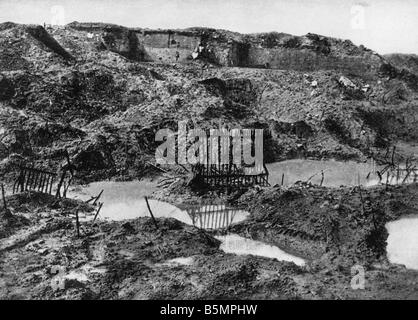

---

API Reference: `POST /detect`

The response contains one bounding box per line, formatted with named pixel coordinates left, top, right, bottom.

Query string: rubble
left=337, top=75, right=365, bottom=100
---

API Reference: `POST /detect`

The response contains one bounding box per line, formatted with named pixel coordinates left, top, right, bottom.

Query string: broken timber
left=13, top=166, right=56, bottom=195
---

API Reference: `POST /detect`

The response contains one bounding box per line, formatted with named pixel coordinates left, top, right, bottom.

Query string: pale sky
left=0, top=0, right=417, bottom=54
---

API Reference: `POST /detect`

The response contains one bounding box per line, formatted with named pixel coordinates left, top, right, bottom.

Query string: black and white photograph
left=0, top=0, right=418, bottom=305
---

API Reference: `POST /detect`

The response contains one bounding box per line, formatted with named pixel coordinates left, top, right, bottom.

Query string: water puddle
left=68, top=179, right=158, bottom=204
left=166, top=257, right=194, bottom=265
left=267, top=159, right=417, bottom=187
left=64, top=265, right=107, bottom=282
left=65, top=271, right=90, bottom=282
left=69, top=181, right=248, bottom=228
left=215, top=234, right=305, bottom=266
left=386, top=216, right=418, bottom=270
left=70, top=180, right=303, bottom=265
left=156, top=257, right=195, bottom=267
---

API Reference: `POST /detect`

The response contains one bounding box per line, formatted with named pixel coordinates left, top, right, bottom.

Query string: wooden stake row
left=193, top=163, right=270, bottom=188
left=13, top=166, right=56, bottom=195
left=187, top=206, right=238, bottom=230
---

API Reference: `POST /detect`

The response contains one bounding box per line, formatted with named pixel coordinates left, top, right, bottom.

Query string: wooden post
left=377, top=171, right=382, bottom=183
left=92, top=190, right=104, bottom=206
left=64, top=149, right=75, bottom=177
left=38, top=173, right=44, bottom=192
left=63, top=175, right=73, bottom=198
left=75, top=210, right=80, bottom=238
left=45, top=174, right=50, bottom=193
left=93, top=202, right=103, bottom=222
left=39, top=173, right=44, bottom=192
left=222, top=209, right=227, bottom=230
left=39, top=172, right=44, bottom=192
left=29, top=168, right=35, bottom=190
left=391, top=146, right=396, bottom=166
left=55, top=170, right=66, bottom=198
left=198, top=208, right=203, bottom=229
left=144, top=196, right=158, bottom=230
left=33, top=171, right=39, bottom=191
left=211, top=210, right=215, bottom=229
left=26, top=169, right=32, bottom=191
left=21, top=168, right=26, bottom=192
left=13, top=169, right=19, bottom=194
left=402, top=166, right=416, bottom=184
left=49, top=176, right=54, bottom=194
left=396, top=166, right=400, bottom=183
left=45, top=175, right=50, bottom=194
left=24, top=169, right=29, bottom=191
left=384, top=146, right=389, bottom=160
left=1, top=183, right=7, bottom=211
left=189, top=208, right=196, bottom=227
left=386, top=171, right=390, bottom=189
left=281, top=173, right=284, bottom=186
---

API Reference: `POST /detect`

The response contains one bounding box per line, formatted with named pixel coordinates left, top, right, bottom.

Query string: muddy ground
left=1, top=180, right=418, bottom=300
left=1, top=22, right=418, bottom=300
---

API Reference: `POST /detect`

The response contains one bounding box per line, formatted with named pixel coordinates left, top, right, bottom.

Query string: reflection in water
left=377, top=167, right=418, bottom=186
left=267, top=159, right=418, bottom=187
left=69, top=181, right=248, bottom=229
left=187, top=205, right=249, bottom=231
left=386, top=216, right=418, bottom=270
left=69, top=180, right=195, bottom=223
left=215, top=234, right=305, bottom=266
